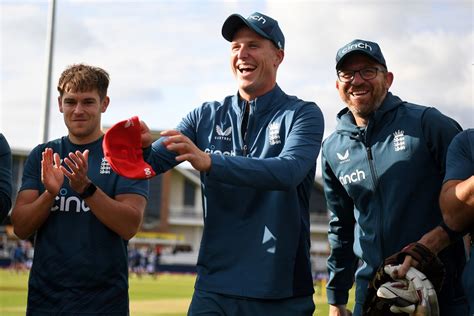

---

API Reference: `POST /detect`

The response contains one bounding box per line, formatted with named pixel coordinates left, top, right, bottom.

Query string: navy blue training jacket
left=147, top=84, right=324, bottom=299
left=322, top=92, right=466, bottom=313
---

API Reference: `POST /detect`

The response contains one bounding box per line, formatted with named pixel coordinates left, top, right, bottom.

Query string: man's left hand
left=60, top=150, right=91, bottom=194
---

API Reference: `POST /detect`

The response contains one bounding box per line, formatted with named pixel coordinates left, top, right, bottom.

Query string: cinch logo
left=249, top=14, right=266, bottom=24
left=215, top=125, right=232, bottom=141
left=340, top=42, right=372, bottom=55
left=51, top=188, right=90, bottom=213
left=204, top=147, right=236, bottom=156
left=339, top=169, right=366, bottom=185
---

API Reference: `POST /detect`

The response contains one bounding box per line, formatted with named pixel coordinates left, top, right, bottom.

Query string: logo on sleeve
left=393, top=130, right=406, bottom=151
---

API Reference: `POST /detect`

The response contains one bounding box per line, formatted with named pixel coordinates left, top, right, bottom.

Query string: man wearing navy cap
left=138, top=11, right=324, bottom=315
left=322, top=39, right=468, bottom=315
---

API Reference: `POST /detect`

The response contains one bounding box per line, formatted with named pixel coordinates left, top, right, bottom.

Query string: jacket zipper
left=242, top=101, right=251, bottom=156
left=366, top=146, right=378, bottom=187
left=364, top=133, right=385, bottom=259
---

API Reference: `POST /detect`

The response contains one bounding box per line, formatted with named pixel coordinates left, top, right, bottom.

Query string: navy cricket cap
left=222, top=12, right=285, bottom=50
left=336, top=39, right=387, bottom=69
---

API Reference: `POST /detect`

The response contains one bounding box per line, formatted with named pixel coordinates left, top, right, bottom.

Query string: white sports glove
left=376, top=264, right=439, bottom=316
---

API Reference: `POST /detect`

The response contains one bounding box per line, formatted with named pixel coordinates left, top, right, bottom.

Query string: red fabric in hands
left=103, top=116, right=156, bottom=179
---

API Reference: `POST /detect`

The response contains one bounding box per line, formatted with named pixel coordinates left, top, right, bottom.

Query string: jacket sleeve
left=444, top=130, right=473, bottom=182
left=421, top=107, right=462, bottom=174
left=322, top=146, right=358, bottom=305
left=208, top=103, right=324, bottom=190
left=145, top=108, right=201, bottom=174
left=0, top=134, right=12, bottom=223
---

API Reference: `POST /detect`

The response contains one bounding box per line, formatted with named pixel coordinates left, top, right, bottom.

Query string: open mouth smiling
left=350, top=90, right=369, bottom=96
left=238, top=64, right=256, bottom=74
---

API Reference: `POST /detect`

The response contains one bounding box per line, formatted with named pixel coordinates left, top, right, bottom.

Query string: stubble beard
left=348, top=89, right=387, bottom=120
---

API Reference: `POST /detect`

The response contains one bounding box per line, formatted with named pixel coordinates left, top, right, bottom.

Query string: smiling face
left=58, top=89, right=109, bottom=144
left=336, top=53, right=393, bottom=126
left=230, top=27, right=284, bottom=101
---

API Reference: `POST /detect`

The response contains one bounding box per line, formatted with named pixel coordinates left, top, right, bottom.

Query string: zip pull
left=243, top=145, right=248, bottom=156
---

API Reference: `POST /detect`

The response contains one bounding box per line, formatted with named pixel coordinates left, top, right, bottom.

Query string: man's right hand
left=41, top=148, right=64, bottom=196
left=329, top=304, right=352, bottom=316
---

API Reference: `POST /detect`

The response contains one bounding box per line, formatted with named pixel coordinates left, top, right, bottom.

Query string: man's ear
left=275, top=49, right=284, bottom=67
left=58, top=96, right=64, bottom=113
left=385, top=71, right=394, bottom=90
left=101, top=96, right=110, bottom=113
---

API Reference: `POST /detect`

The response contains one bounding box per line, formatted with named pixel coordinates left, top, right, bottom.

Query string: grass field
left=0, top=269, right=354, bottom=315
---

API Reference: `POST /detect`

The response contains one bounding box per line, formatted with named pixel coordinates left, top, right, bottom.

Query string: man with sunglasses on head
left=321, top=39, right=468, bottom=316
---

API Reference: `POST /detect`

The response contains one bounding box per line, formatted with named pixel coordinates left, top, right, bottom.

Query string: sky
left=1, top=0, right=473, bottom=159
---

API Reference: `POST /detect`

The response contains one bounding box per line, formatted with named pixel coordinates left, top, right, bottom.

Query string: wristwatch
left=79, top=182, right=97, bottom=199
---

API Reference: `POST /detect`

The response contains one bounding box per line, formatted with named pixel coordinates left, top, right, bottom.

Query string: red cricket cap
left=103, top=116, right=156, bottom=179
